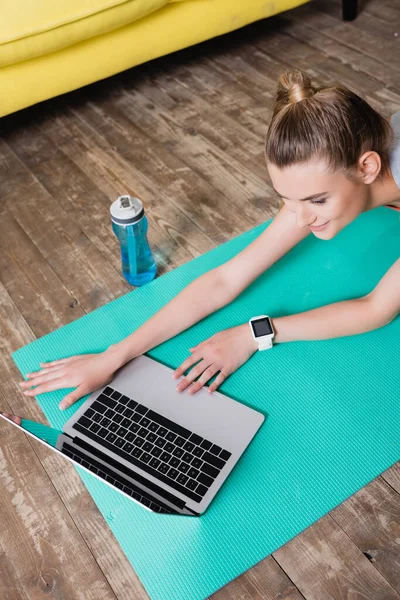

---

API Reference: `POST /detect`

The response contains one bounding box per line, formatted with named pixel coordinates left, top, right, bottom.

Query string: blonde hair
left=265, top=70, right=393, bottom=180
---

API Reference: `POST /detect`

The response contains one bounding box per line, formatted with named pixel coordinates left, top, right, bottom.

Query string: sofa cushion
left=1, top=0, right=168, bottom=67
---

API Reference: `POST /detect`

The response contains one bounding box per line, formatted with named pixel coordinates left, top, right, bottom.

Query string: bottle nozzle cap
left=110, top=195, right=144, bottom=225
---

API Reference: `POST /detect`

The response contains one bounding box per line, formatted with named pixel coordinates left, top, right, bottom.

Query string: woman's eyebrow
left=272, top=187, right=329, bottom=201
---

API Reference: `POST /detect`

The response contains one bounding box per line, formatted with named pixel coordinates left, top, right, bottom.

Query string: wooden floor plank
left=273, top=514, right=400, bottom=600
left=330, top=477, right=400, bottom=594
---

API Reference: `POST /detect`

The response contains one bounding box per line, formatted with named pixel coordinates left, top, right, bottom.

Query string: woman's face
left=267, top=159, right=368, bottom=240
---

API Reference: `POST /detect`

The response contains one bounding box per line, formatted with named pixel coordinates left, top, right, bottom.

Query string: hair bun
left=277, top=70, right=315, bottom=106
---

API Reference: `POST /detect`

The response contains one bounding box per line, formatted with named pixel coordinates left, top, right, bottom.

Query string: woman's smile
left=308, top=220, right=330, bottom=232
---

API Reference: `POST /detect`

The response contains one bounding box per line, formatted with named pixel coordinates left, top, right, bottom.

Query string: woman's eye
left=312, top=198, right=327, bottom=205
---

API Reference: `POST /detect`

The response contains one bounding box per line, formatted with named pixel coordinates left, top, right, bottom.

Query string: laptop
left=1, top=355, right=265, bottom=515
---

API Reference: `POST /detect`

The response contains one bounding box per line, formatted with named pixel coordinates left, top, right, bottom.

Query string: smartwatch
left=249, top=315, right=275, bottom=350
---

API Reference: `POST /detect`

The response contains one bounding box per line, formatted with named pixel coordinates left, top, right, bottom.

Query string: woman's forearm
left=272, top=295, right=390, bottom=343
left=106, top=269, right=231, bottom=368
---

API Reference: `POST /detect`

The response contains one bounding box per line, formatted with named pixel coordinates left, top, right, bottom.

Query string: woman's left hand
left=172, top=324, right=258, bottom=395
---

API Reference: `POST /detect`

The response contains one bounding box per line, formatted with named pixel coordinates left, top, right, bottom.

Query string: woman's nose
left=296, top=204, right=314, bottom=228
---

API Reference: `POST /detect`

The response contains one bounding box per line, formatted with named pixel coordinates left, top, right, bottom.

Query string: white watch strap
left=258, top=337, right=273, bottom=351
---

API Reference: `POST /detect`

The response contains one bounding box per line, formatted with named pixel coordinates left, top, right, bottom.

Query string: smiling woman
left=20, top=70, right=400, bottom=406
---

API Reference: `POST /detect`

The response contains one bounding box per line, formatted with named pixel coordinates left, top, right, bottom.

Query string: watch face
left=251, top=317, right=273, bottom=337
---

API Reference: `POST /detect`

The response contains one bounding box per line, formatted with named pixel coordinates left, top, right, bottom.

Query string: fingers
left=172, top=353, right=201, bottom=380
left=22, top=377, right=67, bottom=397
left=208, top=371, right=227, bottom=393
left=38, top=357, right=78, bottom=368
left=24, top=365, right=64, bottom=380
left=60, top=385, right=88, bottom=410
left=176, top=358, right=214, bottom=392
left=186, top=365, right=221, bottom=395
left=20, top=368, right=65, bottom=389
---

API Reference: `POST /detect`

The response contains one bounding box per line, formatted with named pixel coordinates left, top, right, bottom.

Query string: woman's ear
left=358, top=151, right=381, bottom=184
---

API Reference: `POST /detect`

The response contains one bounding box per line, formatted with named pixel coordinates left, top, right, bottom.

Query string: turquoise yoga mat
left=13, top=208, right=399, bottom=600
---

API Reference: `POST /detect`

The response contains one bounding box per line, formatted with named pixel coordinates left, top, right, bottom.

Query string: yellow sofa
left=1, top=0, right=310, bottom=118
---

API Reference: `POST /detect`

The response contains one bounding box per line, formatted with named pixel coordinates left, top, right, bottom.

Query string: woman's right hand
left=19, top=349, right=124, bottom=410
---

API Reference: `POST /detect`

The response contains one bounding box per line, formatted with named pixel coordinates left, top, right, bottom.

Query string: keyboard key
left=123, top=442, right=134, bottom=454
left=100, top=417, right=111, bottom=428
left=143, top=441, right=153, bottom=453
left=149, top=457, right=161, bottom=469
left=115, top=437, right=125, bottom=448
left=165, top=432, right=176, bottom=442
left=112, top=413, right=123, bottom=423
left=98, top=427, right=108, bottom=438
left=178, top=462, right=190, bottom=474
left=140, top=417, right=150, bottom=428
left=177, top=473, right=188, bottom=485
left=121, top=418, right=131, bottom=428
left=141, top=452, right=151, bottom=463
left=125, top=431, right=136, bottom=442
left=148, top=422, right=159, bottom=432
left=97, top=395, right=117, bottom=409
left=85, top=408, right=95, bottom=419
left=158, top=463, right=170, bottom=475
left=151, top=447, right=162, bottom=458
left=111, top=390, right=122, bottom=400
left=146, top=410, right=191, bottom=440
left=193, top=446, right=204, bottom=458
left=167, top=468, right=179, bottom=480
left=160, top=452, right=172, bottom=463
left=141, top=498, right=151, bottom=507
left=173, top=447, right=184, bottom=458
left=116, top=427, right=128, bottom=438
left=90, top=422, right=101, bottom=433
left=128, top=399, right=138, bottom=410
left=135, top=437, right=145, bottom=448
left=182, top=452, right=193, bottom=464
left=106, top=432, right=117, bottom=443
left=197, top=472, right=213, bottom=487
left=77, top=416, right=92, bottom=429
left=196, top=484, right=208, bottom=497
left=138, top=427, right=148, bottom=438
left=183, top=441, right=195, bottom=453
left=210, top=444, right=222, bottom=456
left=92, top=412, right=102, bottom=423
left=147, top=433, right=157, bottom=443
left=157, top=427, right=168, bottom=437
left=220, top=450, right=231, bottom=461
left=109, top=422, right=119, bottom=432
left=115, top=404, right=125, bottom=414
left=155, top=437, right=166, bottom=448
left=189, top=433, right=202, bottom=445
left=174, top=436, right=185, bottom=447
left=105, top=408, right=115, bottom=418
left=188, top=467, right=200, bottom=479
left=129, top=422, right=140, bottom=433
left=103, top=386, right=113, bottom=396
left=169, top=456, right=180, bottom=468
left=91, top=400, right=108, bottom=414
left=132, top=447, right=143, bottom=458
left=132, top=413, right=142, bottom=423
left=200, top=439, right=212, bottom=451
left=119, top=395, right=130, bottom=405
left=164, top=442, right=175, bottom=453
left=123, top=408, right=133, bottom=418
left=136, top=405, right=148, bottom=415
left=191, top=458, right=203, bottom=469
left=186, top=478, right=198, bottom=491
left=201, top=462, right=219, bottom=479
left=202, top=451, right=225, bottom=470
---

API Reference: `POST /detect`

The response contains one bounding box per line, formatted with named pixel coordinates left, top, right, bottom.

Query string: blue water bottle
left=110, top=195, right=157, bottom=286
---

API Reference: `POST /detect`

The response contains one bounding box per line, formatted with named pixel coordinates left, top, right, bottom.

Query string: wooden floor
left=1, top=0, right=399, bottom=598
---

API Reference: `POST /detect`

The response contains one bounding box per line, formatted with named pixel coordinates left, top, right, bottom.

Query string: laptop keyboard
left=62, top=441, right=172, bottom=513
left=72, top=386, right=232, bottom=504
